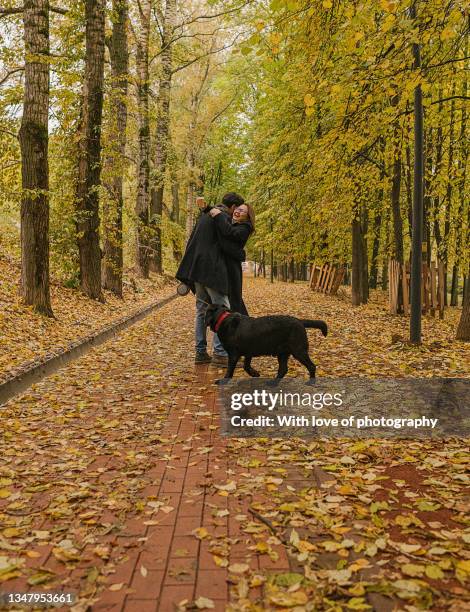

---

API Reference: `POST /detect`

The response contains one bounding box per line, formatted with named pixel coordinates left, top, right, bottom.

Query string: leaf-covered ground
left=0, top=252, right=175, bottom=384
left=0, top=278, right=468, bottom=611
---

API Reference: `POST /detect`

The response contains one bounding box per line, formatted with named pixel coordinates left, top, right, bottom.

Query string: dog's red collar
left=214, top=311, right=231, bottom=332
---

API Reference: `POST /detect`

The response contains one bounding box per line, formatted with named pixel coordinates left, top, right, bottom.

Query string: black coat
left=213, top=214, right=252, bottom=316
left=176, top=209, right=230, bottom=295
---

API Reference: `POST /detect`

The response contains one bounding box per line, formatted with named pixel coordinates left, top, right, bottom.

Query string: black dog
left=205, top=304, right=327, bottom=383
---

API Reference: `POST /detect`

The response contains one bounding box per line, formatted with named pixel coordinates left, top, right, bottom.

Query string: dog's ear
left=204, top=304, right=218, bottom=328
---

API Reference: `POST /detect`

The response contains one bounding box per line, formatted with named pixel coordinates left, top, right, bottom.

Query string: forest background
left=0, top=0, right=468, bottom=336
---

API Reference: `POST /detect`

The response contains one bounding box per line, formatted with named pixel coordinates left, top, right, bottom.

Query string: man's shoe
left=195, top=351, right=212, bottom=364
left=211, top=354, right=228, bottom=367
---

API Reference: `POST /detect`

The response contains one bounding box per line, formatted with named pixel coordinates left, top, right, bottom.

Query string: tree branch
left=430, top=95, right=470, bottom=106
left=175, top=1, right=252, bottom=30
left=0, top=127, right=18, bottom=139
left=427, top=55, right=470, bottom=69
left=0, top=7, right=22, bottom=17
left=50, top=6, right=68, bottom=15
left=0, top=5, right=68, bottom=18
left=0, top=67, right=25, bottom=87
left=171, top=37, right=242, bottom=75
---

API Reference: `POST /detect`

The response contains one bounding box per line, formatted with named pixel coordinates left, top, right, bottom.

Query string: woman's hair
left=245, top=203, right=256, bottom=234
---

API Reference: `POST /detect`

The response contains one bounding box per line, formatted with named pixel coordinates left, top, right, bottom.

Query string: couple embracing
left=176, top=192, right=255, bottom=366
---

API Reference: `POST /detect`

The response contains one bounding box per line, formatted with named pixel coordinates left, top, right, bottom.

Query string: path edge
left=0, top=293, right=178, bottom=406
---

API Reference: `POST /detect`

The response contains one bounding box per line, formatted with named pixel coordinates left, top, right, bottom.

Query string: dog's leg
left=266, top=354, right=289, bottom=386
left=216, top=354, right=240, bottom=385
left=276, top=353, right=289, bottom=379
left=244, top=356, right=260, bottom=378
left=226, top=354, right=240, bottom=377
left=293, top=350, right=316, bottom=381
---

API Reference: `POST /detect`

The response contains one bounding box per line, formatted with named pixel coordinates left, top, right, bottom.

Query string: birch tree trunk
left=149, top=0, right=177, bottom=274
left=19, top=0, right=53, bottom=317
left=75, top=0, right=106, bottom=300
left=102, top=0, right=128, bottom=297
left=135, top=0, right=151, bottom=278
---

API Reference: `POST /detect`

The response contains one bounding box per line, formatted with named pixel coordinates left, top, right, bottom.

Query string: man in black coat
left=176, top=192, right=245, bottom=365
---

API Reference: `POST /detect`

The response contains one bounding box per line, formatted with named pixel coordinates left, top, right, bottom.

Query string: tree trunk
left=369, top=209, right=381, bottom=290
left=405, top=113, right=413, bottom=238
left=381, top=206, right=391, bottom=290
left=410, top=0, right=424, bottom=344
left=361, top=205, right=369, bottom=302
left=171, top=181, right=180, bottom=223
left=442, top=91, right=456, bottom=306
left=135, top=0, right=151, bottom=277
left=450, top=266, right=459, bottom=307
left=456, top=265, right=470, bottom=340
left=352, top=216, right=362, bottom=306
left=19, top=0, right=53, bottom=316
left=352, top=206, right=368, bottom=305
left=369, top=137, right=385, bottom=290
left=75, top=0, right=105, bottom=300
left=390, top=121, right=406, bottom=311
left=423, top=127, right=433, bottom=266
left=391, top=133, right=404, bottom=264
left=149, top=0, right=176, bottom=274
left=289, top=259, right=295, bottom=282
left=452, top=40, right=468, bottom=308
left=102, top=0, right=128, bottom=297
left=185, top=179, right=195, bottom=241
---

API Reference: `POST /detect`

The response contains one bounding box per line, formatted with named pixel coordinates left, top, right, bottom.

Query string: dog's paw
left=246, top=368, right=261, bottom=378
left=215, top=378, right=230, bottom=386
left=306, top=378, right=316, bottom=386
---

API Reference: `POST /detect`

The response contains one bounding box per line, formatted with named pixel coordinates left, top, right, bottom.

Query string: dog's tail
left=302, top=320, right=328, bottom=336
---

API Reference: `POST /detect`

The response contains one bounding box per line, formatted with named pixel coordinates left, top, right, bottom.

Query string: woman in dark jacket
left=208, top=203, right=255, bottom=315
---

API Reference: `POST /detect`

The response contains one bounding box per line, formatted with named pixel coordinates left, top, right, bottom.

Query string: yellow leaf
left=27, top=571, right=55, bottom=586
left=380, top=0, right=395, bottom=12
left=109, top=583, right=123, bottom=591
left=456, top=560, right=470, bottom=575
left=228, top=563, right=249, bottom=574
left=338, top=485, right=355, bottom=495
left=349, top=559, right=370, bottom=572
left=3, top=528, right=22, bottom=538
left=250, top=574, right=265, bottom=587
left=268, top=591, right=308, bottom=606
left=304, top=93, right=315, bottom=107
left=212, top=555, right=228, bottom=567
left=26, top=551, right=41, bottom=558
left=425, top=565, right=444, bottom=580
left=0, top=489, right=11, bottom=499
left=297, top=540, right=316, bottom=553
left=192, top=527, right=209, bottom=540
left=346, top=597, right=372, bottom=610
left=349, top=583, right=366, bottom=596
left=402, top=563, right=424, bottom=577
left=194, top=596, right=215, bottom=609
left=255, top=541, right=269, bottom=553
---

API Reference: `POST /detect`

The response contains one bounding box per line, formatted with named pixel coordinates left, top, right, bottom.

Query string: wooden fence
left=309, top=263, right=346, bottom=295
left=388, top=259, right=445, bottom=317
